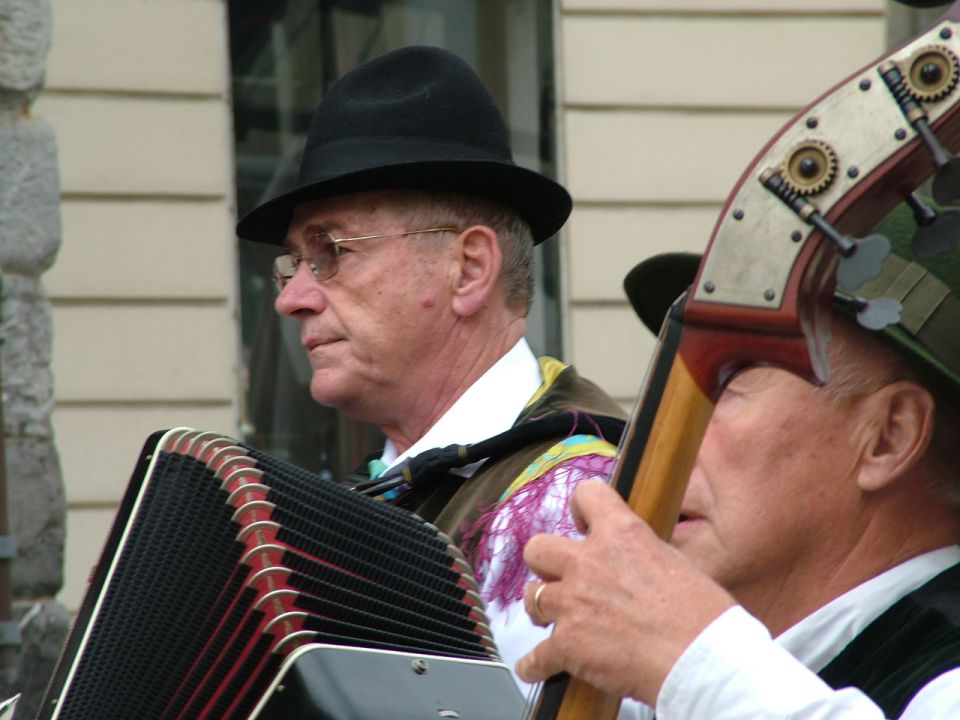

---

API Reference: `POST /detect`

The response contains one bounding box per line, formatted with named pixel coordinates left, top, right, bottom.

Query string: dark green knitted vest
left=403, top=363, right=625, bottom=550
left=818, top=560, right=960, bottom=717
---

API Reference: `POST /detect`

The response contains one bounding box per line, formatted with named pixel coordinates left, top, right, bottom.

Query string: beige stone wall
left=38, top=0, right=239, bottom=611
left=558, top=0, right=888, bottom=406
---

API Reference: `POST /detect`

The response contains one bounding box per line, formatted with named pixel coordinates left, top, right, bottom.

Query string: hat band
left=299, top=135, right=515, bottom=185
left=859, top=255, right=960, bottom=385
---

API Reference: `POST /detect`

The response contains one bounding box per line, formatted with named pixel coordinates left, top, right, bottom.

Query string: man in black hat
left=235, top=45, right=624, bottom=682
left=515, top=207, right=960, bottom=717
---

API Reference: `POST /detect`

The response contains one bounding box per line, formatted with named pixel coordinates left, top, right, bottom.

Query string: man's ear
left=450, top=225, right=502, bottom=317
left=857, top=381, right=936, bottom=492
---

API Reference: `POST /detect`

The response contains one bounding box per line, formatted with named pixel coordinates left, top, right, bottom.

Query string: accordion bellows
left=40, top=428, right=524, bottom=719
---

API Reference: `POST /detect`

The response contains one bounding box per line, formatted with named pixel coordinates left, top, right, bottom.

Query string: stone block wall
left=0, top=0, right=70, bottom=716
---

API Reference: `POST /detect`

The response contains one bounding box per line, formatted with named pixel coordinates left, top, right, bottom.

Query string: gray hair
left=820, top=316, right=960, bottom=506
left=386, top=189, right=536, bottom=315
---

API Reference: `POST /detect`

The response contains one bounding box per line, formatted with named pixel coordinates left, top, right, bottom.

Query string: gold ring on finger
left=533, top=582, right=550, bottom=624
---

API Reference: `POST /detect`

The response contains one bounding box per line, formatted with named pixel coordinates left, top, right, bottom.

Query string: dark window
left=228, top=0, right=560, bottom=477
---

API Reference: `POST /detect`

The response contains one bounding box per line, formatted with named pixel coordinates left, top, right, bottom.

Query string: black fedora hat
left=236, top=45, right=571, bottom=245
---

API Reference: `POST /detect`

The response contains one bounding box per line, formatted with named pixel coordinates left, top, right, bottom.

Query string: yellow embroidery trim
left=500, top=434, right=617, bottom=501
left=524, top=356, right=568, bottom=409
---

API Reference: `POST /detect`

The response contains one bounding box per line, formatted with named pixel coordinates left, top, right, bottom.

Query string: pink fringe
left=464, top=453, right=617, bottom=609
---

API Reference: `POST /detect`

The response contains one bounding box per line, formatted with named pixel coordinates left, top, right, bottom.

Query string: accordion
left=39, top=428, right=525, bottom=719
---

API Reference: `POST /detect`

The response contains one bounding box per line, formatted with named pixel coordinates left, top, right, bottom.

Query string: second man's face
left=275, top=190, right=457, bottom=425
left=673, top=366, right=875, bottom=617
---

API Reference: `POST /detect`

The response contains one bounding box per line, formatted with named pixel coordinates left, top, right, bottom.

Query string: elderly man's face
left=673, top=366, right=873, bottom=613
left=274, top=191, right=456, bottom=421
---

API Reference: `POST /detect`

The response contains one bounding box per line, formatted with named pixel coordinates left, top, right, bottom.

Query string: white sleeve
left=656, top=606, right=960, bottom=720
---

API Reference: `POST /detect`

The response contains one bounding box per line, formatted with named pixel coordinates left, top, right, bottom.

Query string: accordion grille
left=40, top=428, right=497, bottom=720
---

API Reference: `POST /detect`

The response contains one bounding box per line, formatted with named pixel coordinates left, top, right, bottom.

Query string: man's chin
left=309, top=378, right=350, bottom=410
left=310, top=377, right=378, bottom=421
left=669, top=521, right=719, bottom=566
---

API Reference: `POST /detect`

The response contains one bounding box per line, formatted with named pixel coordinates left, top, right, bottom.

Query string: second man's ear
left=450, top=225, right=502, bottom=317
left=855, top=380, right=936, bottom=493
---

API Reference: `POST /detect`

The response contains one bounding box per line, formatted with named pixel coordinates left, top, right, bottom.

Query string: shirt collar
left=776, top=545, right=960, bottom=671
left=378, top=338, right=543, bottom=470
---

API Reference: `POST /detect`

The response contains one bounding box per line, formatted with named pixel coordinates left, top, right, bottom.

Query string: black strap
left=341, top=449, right=384, bottom=490
left=359, top=411, right=626, bottom=498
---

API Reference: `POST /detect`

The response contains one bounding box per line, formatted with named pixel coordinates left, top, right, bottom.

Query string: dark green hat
left=623, top=202, right=960, bottom=400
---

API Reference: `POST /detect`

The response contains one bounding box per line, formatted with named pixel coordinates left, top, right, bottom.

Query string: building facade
left=34, top=0, right=921, bottom=613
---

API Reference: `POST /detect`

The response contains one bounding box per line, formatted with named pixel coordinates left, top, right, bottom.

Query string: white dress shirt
left=651, top=546, right=960, bottom=719
left=377, top=337, right=542, bottom=472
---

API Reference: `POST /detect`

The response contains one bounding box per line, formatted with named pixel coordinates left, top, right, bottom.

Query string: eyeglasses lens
left=273, top=233, right=338, bottom=287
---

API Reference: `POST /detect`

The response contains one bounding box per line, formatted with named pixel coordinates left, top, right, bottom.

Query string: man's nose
left=274, top=263, right=327, bottom=317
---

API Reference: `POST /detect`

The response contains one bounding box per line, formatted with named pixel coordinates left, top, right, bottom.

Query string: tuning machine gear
left=779, top=140, right=838, bottom=196
left=903, top=44, right=959, bottom=103
left=760, top=168, right=890, bottom=291
left=880, top=54, right=960, bottom=205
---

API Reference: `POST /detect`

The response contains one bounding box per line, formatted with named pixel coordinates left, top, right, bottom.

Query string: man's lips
left=303, top=336, right=343, bottom=351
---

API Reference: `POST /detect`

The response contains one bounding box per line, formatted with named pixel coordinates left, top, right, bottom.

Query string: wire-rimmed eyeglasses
left=273, top=227, right=460, bottom=288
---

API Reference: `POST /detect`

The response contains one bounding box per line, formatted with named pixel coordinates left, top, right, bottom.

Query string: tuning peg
left=760, top=169, right=891, bottom=290
left=933, top=162, right=960, bottom=205
left=919, top=123, right=960, bottom=205
left=834, top=291, right=903, bottom=331
left=836, top=234, right=891, bottom=290
left=879, top=60, right=960, bottom=204
left=905, top=192, right=960, bottom=258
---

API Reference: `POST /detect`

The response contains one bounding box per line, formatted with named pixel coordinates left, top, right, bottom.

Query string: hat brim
left=623, top=252, right=701, bottom=334
left=235, top=159, right=571, bottom=245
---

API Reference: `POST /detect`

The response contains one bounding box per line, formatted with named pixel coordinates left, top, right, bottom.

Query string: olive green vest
left=400, top=364, right=625, bottom=552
